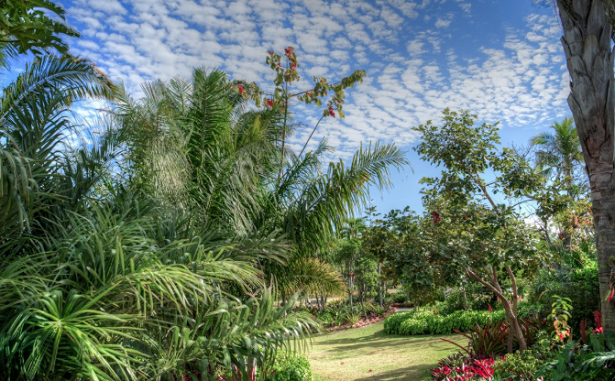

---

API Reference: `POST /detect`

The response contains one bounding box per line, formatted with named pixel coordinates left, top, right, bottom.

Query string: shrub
left=270, top=354, right=312, bottom=381
left=493, top=349, right=550, bottom=381
left=315, top=312, right=333, bottom=327
left=431, top=356, right=496, bottom=381
left=384, top=304, right=541, bottom=336
left=442, top=318, right=509, bottom=358
left=530, top=264, right=599, bottom=331
left=536, top=331, right=615, bottom=381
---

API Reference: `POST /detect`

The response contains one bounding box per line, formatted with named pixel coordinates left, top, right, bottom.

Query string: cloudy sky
left=56, top=0, right=569, bottom=213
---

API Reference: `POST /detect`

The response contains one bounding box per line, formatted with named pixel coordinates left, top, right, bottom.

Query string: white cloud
left=60, top=1, right=569, bottom=162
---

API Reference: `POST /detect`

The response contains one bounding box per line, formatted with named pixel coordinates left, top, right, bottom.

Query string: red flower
left=329, top=106, right=335, bottom=117
left=291, top=63, right=296, bottom=69
left=267, top=99, right=273, bottom=108
left=237, top=84, right=244, bottom=95
left=350, top=272, right=355, bottom=278
left=488, top=304, right=493, bottom=313
left=368, top=369, right=372, bottom=372
left=431, top=211, right=441, bottom=224
left=594, top=310, right=603, bottom=329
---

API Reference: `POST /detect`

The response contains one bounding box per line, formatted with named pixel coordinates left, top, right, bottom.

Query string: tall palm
left=530, top=117, right=584, bottom=198
left=0, top=54, right=117, bottom=252
left=113, top=69, right=409, bottom=302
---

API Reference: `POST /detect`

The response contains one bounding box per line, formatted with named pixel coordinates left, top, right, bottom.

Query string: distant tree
left=530, top=117, right=585, bottom=198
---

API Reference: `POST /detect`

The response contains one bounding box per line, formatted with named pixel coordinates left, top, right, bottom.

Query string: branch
left=465, top=268, right=506, bottom=301
left=472, top=173, right=500, bottom=215
left=297, top=115, right=325, bottom=159
left=505, top=265, right=519, bottom=317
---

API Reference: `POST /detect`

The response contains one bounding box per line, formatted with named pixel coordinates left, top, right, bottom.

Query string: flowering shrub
left=432, top=356, right=497, bottom=380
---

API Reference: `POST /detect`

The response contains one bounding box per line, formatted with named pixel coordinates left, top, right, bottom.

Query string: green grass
left=307, top=321, right=466, bottom=381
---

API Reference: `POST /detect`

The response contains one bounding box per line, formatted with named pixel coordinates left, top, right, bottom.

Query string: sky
left=52, top=0, right=569, bottom=215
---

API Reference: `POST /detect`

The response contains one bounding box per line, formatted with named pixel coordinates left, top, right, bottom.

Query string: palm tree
left=0, top=54, right=117, bottom=250
left=530, top=117, right=584, bottom=198
left=0, top=60, right=315, bottom=380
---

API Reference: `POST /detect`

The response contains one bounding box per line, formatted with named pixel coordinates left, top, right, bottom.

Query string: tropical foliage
left=0, top=3, right=409, bottom=379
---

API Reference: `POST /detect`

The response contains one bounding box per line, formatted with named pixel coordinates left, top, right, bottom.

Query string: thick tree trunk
left=558, top=0, right=615, bottom=332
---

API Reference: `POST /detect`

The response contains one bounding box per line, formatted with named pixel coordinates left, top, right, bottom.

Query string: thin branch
left=465, top=268, right=505, bottom=301
left=297, top=115, right=325, bottom=159
left=505, top=265, right=519, bottom=317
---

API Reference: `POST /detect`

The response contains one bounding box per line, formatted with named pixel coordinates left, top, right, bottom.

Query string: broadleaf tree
left=410, top=109, right=546, bottom=352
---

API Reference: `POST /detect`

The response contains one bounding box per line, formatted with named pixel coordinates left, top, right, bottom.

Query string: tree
left=0, top=0, right=78, bottom=66
left=412, top=109, right=545, bottom=352
left=556, top=0, right=615, bottom=332
left=530, top=117, right=585, bottom=198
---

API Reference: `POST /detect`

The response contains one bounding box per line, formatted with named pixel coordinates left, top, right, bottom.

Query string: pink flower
left=488, top=304, right=493, bottom=313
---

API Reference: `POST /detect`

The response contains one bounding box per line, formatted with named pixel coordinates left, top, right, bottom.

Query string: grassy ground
left=307, top=322, right=465, bottom=381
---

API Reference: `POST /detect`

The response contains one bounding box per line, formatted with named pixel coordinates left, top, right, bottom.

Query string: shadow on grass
left=351, top=364, right=434, bottom=381
left=314, top=330, right=463, bottom=353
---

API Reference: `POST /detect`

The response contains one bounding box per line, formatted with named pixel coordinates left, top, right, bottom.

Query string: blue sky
left=54, top=0, right=569, bottom=215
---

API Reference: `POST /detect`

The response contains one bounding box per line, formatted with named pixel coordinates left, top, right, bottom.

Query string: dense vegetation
left=4, top=1, right=615, bottom=381
left=0, top=2, right=407, bottom=380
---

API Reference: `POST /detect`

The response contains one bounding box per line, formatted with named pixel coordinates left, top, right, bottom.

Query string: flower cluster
left=432, top=357, right=497, bottom=381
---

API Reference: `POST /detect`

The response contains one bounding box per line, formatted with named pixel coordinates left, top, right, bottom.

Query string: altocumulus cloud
left=59, top=0, right=569, bottom=160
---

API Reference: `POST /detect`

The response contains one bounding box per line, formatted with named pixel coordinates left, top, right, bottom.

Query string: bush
left=530, top=264, right=599, bottom=331
left=384, top=304, right=542, bottom=335
left=493, top=349, right=551, bottom=381
left=270, top=354, right=312, bottom=381
left=536, top=331, right=615, bottom=381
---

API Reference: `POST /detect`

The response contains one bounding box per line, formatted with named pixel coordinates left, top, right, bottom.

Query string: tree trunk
left=466, top=267, right=527, bottom=352
left=558, top=0, right=615, bottom=332
left=462, top=287, right=469, bottom=311
left=378, top=262, right=384, bottom=307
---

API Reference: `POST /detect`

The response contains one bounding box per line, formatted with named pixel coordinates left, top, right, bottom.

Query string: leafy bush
left=536, top=331, right=615, bottom=381
left=442, top=318, right=509, bottom=358
left=530, top=264, right=599, bottom=331
left=493, top=349, right=552, bottom=381
left=315, top=312, right=333, bottom=327
left=270, top=354, right=313, bottom=381
left=384, top=304, right=542, bottom=335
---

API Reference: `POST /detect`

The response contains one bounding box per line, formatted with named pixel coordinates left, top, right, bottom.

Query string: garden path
left=308, top=321, right=465, bottom=381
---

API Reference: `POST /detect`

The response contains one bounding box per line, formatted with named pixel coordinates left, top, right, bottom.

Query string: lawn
left=307, top=321, right=466, bottom=381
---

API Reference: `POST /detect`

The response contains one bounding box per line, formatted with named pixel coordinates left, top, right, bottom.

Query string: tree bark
left=466, top=267, right=527, bottom=353
left=378, top=262, right=384, bottom=307
left=461, top=286, right=469, bottom=311
left=558, top=0, right=615, bottom=332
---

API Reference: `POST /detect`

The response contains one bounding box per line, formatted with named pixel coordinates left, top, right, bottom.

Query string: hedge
left=384, top=304, right=541, bottom=335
